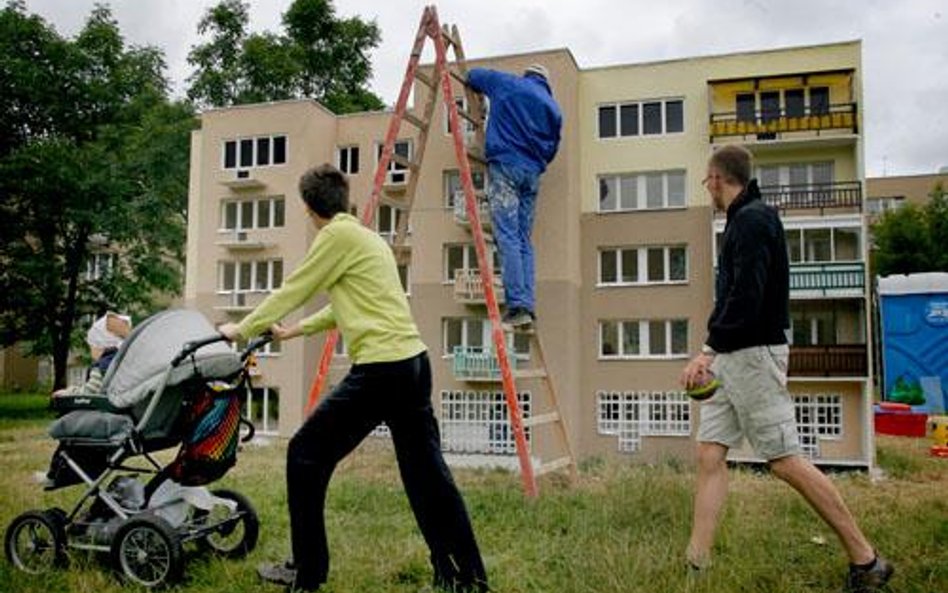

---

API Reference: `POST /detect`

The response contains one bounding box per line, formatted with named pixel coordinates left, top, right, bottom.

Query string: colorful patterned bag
left=168, top=384, right=243, bottom=486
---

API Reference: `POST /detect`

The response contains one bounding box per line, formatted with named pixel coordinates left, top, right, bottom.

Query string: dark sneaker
left=845, top=556, right=893, bottom=593
left=501, top=307, right=532, bottom=330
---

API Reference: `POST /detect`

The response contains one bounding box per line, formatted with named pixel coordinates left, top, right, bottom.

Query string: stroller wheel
left=110, top=514, right=183, bottom=588
left=5, top=510, right=67, bottom=574
left=194, top=489, right=259, bottom=559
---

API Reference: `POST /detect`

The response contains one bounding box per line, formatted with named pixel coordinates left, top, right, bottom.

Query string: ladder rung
left=522, top=411, right=560, bottom=428
left=457, top=108, right=481, bottom=126
left=441, top=27, right=459, bottom=48
left=389, top=152, right=419, bottom=171
left=512, top=368, right=546, bottom=380
left=449, top=69, right=467, bottom=85
left=535, top=457, right=573, bottom=477
left=403, top=112, right=427, bottom=130
left=414, top=70, right=435, bottom=88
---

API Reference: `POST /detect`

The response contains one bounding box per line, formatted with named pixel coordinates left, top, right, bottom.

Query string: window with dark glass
left=256, top=137, right=271, bottom=166
left=665, top=100, right=683, bottom=133
left=785, top=89, right=805, bottom=117
left=642, top=102, right=662, bottom=134
left=239, top=139, right=254, bottom=168
left=736, top=93, right=756, bottom=122
left=620, top=104, right=638, bottom=136
left=810, top=87, right=829, bottom=115
left=598, top=105, right=617, bottom=138
left=272, top=136, right=287, bottom=164
left=224, top=141, right=237, bottom=169
left=761, top=91, right=780, bottom=122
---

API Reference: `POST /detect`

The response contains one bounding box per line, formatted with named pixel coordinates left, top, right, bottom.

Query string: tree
left=0, top=3, right=194, bottom=389
left=871, top=183, right=948, bottom=276
left=186, top=0, right=384, bottom=113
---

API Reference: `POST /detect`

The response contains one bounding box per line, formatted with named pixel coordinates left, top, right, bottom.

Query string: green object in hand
left=686, top=376, right=721, bottom=401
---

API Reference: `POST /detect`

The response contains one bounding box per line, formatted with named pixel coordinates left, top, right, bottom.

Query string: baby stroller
left=4, top=309, right=271, bottom=587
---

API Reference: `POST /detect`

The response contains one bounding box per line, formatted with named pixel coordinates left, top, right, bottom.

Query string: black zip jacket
left=706, top=179, right=789, bottom=353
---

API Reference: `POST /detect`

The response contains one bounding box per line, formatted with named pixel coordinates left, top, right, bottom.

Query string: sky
left=21, top=0, right=948, bottom=177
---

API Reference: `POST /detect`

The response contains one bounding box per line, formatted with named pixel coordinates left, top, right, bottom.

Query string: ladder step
left=414, top=70, right=435, bottom=88
left=521, top=411, right=560, bottom=428
left=535, top=456, right=573, bottom=477
left=457, top=107, right=481, bottom=126
left=449, top=69, right=467, bottom=85
left=389, top=152, right=419, bottom=171
left=466, top=149, right=487, bottom=166
left=512, top=368, right=546, bottom=380
left=403, top=112, right=427, bottom=130
left=441, top=27, right=459, bottom=48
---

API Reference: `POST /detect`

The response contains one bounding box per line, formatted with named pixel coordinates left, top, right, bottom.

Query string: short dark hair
left=298, top=164, right=350, bottom=218
left=709, top=145, right=753, bottom=187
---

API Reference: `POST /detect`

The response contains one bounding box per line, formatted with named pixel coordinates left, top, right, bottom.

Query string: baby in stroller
left=5, top=309, right=271, bottom=587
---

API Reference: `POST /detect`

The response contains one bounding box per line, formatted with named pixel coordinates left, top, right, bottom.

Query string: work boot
left=257, top=561, right=320, bottom=592
left=845, top=555, right=893, bottom=593
left=501, top=307, right=532, bottom=330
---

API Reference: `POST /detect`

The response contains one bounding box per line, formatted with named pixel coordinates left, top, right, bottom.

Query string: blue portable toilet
left=877, top=273, right=948, bottom=412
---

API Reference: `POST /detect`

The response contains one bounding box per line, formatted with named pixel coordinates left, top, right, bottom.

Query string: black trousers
left=287, top=351, right=488, bottom=591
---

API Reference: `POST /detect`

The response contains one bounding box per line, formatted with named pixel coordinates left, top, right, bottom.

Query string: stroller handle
left=171, top=334, right=230, bottom=367
left=241, top=332, right=274, bottom=362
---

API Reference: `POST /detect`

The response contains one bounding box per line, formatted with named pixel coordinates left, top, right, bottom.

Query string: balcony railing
left=454, top=268, right=504, bottom=305
left=213, top=291, right=255, bottom=314
left=789, top=344, right=867, bottom=377
left=710, top=103, right=857, bottom=141
left=215, top=229, right=270, bottom=251
left=790, top=262, right=865, bottom=298
left=759, top=181, right=862, bottom=212
left=452, top=346, right=504, bottom=382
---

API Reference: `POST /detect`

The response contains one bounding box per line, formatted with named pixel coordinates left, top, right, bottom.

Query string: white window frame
left=597, top=170, right=686, bottom=213
left=597, top=390, right=691, bottom=453
left=443, top=244, right=501, bottom=283
left=217, top=259, right=283, bottom=294
left=246, top=386, right=280, bottom=435
left=443, top=168, right=487, bottom=209
left=336, top=145, right=360, bottom=175
left=442, top=317, right=529, bottom=358
left=376, top=204, right=411, bottom=243
left=375, top=139, right=413, bottom=185
left=444, top=96, right=476, bottom=136
left=793, top=394, right=843, bottom=458
left=598, top=319, right=689, bottom=360
left=598, top=245, right=688, bottom=286
left=219, top=196, right=285, bottom=232
left=440, top=390, right=531, bottom=455
left=783, top=225, right=863, bottom=264
left=222, top=134, right=288, bottom=170
left=86, top=253, right=116, bottom=281
left=596, top=98, right=685, bottom=140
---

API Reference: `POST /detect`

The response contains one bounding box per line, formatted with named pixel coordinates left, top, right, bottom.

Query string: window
left=440, top=390, right=531, bottom=455
left=597, top=391, right=692, bottom=452
left=598, top=246, right=687, bottom=285
left=598, top=98, right=684, bottom=138
left=223, top=135, right=287, bottom=170
left=784, top=227, right=862, bottom=264
left=785, top=89, right=805, bottom=117
left=397, top=263, right=411, bottom=295
left=809, top=87, right=829, bottom=115
left=220, top=197, right=286, bottom=230
left=334, top=336, right=347, bottom=357
left=760, top=91, right=780, bottom=122
left=217, top=259, right=283, bottom=293
left=443, top=318, right=528, bottom=357
left=736, top=93, right=756, bottom=122
left=444, top=244, right=501, bottom=282
left=445, top=96, right=476, bottom=135
left=377, top=140, right=412, bottom=184
left=337, top=145, right=360, bottom=175
left=86, top=253, right=116, bottom=281
left=246, top=386, right=279, bottom=435
left=794, top=394, right=842, bottom=458
left=599, top=319, right=689, bottom=359
left=598, top=170, right=686, bottom=211
left=444, top=169, right=486, bottom=208
left=377, top=204, right=408, bottom=243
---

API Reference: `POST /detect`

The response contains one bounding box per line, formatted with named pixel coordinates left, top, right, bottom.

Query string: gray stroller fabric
left=103, top=309, right=241, bottom=409
left=49, top=410, right=134, bottom=444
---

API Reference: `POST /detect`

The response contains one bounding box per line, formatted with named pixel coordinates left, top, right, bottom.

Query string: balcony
left=215, top=230, right=271, bottom=251
left=219, top=170, right=266, bottom=191
left=214, top=292, right=254, bottom=314
left=760, top=181, right=862, bottom=213
left=790, top=262, right=865, bottom=298
left=453, top=190, right=491, bottom=229
left=452, top=346, right=504, bottom=382
left=789, top=344, right=868, bottom=377
left=454, top=268, right=504, bottom=305
left=709, top=103, right=857, bottom=143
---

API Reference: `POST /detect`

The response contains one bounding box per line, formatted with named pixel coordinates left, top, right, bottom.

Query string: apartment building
left=866, top=172, right=948, bottom=215
left=186, top=40, right=873, bottom=467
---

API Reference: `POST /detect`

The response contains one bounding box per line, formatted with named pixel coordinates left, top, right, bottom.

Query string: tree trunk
left=52, top=335, right=70, bottom=391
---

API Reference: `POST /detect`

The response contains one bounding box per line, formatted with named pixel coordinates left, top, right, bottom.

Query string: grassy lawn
left=1, top=392, right=945, bottom=593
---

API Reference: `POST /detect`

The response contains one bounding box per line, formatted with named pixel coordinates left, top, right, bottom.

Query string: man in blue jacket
left=467, top=63, right=562, bottom=328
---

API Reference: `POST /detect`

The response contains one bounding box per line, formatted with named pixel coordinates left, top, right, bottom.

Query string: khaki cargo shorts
left=697, top=344, right=800, bottom=461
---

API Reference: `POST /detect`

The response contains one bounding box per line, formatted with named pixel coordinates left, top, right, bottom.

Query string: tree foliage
left=871, top=183, right=948, bottom=276
left=186, top=0, right=384, bottom=113
left=0, top=2, right=194, bottom=388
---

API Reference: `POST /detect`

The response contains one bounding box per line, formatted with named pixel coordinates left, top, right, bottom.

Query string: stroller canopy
left=103, top=310, right=241, bottom=409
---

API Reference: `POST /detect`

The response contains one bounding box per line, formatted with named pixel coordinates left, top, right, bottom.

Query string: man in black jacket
left=680, top=145, right=892, bottom=592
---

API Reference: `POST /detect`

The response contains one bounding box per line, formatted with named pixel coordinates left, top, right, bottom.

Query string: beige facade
left=186, top=40, right=873, bottom=466
left=866, top=172, right=948, bottom=214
